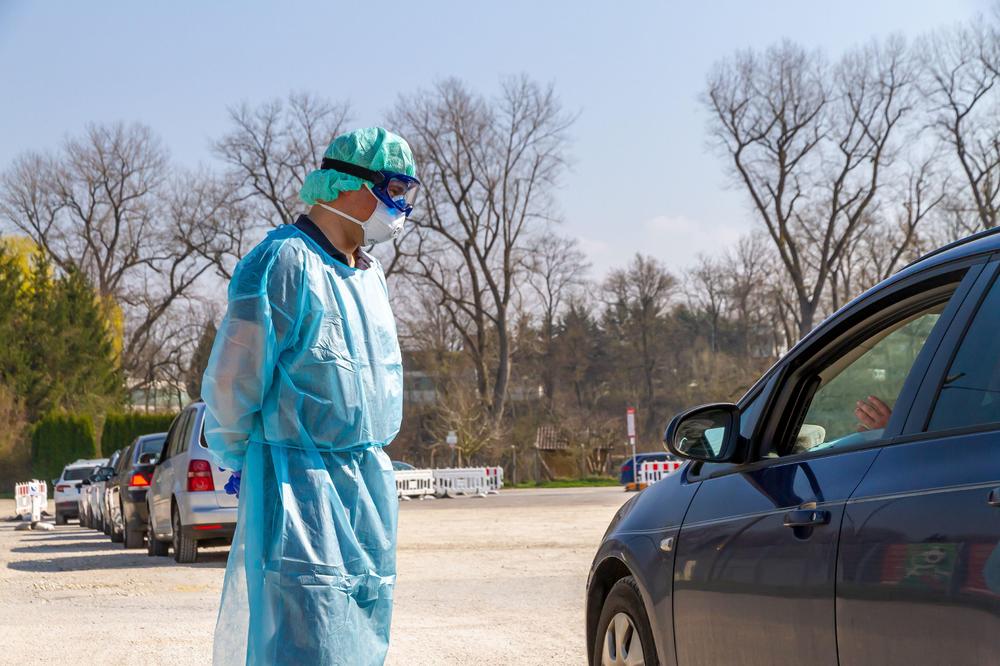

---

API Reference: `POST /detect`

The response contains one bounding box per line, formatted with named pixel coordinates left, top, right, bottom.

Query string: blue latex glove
left=224, top=471, right=241, bottom=498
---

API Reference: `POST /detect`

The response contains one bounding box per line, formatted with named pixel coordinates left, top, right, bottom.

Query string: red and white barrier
left=14, top=480, right=48, bottom=519
left=395, top=469, right=435, bottom=501
left=637, top=460, right=682, bottom=488
left=484, top=466, right=504, bottom=494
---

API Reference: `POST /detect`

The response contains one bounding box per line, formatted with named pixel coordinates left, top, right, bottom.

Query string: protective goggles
left=321, top=158, right=420, bottom=216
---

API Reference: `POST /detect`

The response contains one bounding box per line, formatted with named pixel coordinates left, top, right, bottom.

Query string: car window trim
left=901, top=256, right=1000, bottom=436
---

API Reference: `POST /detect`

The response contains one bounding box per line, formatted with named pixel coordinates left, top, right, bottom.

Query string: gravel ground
left=0, top=487, right=628, bottom=665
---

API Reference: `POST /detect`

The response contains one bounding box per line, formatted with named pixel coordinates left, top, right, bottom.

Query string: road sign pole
left=626, top=408, right=637, bottom=487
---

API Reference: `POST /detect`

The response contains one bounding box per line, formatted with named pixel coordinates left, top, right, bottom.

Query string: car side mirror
left=665, top=403, right=742, bottom=463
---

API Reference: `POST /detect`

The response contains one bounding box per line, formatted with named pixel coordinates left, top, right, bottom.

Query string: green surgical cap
left=299, top=127, right=417, bottom=206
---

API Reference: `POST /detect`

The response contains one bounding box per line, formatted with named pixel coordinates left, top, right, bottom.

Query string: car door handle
left=783, top=509, right=831, bottom=528
left=988, top=488, right=1000, bottom=507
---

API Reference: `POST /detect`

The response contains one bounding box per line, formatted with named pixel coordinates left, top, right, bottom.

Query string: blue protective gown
left=202, top=219, right=402, bottom=666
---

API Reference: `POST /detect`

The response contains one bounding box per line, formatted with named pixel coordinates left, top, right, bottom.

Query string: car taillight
left=56, top=484, right=70, bottom=492
left=187, top=459, right=215, bottom=492
left=129, top=472, right=151, bottom=488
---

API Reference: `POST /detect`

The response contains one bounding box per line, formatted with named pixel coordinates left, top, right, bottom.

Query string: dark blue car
left=587, top=228, right=1000, bottom=665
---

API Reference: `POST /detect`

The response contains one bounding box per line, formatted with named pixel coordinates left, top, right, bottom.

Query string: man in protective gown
left=202, top=127, right=419, bottom=665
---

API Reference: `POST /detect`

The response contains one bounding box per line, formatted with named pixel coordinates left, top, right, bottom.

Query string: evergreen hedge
left=31, top=414, right=99, bottom=481
left=101, top=412, right=178, bottom=456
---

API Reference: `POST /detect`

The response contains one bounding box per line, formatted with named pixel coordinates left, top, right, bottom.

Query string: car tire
left=147, top=520, right=169, bottom=557
left=55, top=512, right=66, bottom=526
left=593, top=576, right=659, bottom=666
left=110, top=501, right=125, bottom=543
left=80, top=510, right=89, bottom=529
left=123, top=522, right=144, bottom=549
left=102, top=515, right=111, bottom=536
left=172, top=504, right=197, bottom=564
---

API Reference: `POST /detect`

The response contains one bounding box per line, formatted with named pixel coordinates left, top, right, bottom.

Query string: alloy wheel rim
left=602, top=612, right=645, bottom=666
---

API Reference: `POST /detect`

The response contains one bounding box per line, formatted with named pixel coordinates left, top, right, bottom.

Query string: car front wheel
left=593, top=576, right=658, bottom=666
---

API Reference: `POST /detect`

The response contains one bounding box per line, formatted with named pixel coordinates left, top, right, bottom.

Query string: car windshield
left=63, top=466, right=98, bottom=481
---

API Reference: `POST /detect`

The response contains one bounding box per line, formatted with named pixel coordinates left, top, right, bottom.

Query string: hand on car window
left=856, top=395, right=892, bottom=431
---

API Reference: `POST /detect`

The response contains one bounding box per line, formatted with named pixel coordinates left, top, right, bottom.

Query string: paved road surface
left=0, top=487, right=629, bottom=665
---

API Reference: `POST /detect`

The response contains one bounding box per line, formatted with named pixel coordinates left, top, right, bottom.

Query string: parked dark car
left=587, top=228, right=1000, bottom=665
left=107, top=432, right=167, bottom=549
left=618, top=453, right=674, bottom=485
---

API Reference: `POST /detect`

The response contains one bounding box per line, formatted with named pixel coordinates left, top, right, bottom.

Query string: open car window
left=768, top=285, right=958, bottom=459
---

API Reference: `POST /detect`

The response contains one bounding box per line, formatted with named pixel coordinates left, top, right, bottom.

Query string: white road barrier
left=485, top=466, right=504, bottom=494
left=395, top=469, right=436, bottom=501
left=637, top=460, right=682, bottom=489
left=432, top=467, right=489, bottom=498
left=14, top=480, right=48, bottom=519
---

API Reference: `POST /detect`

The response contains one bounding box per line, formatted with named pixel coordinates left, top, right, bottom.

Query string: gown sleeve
left=201, top=241, right=304, bottom=471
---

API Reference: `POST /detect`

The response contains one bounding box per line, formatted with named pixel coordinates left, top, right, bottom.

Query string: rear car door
left=151, top=411, right=190, bottom=532
left=672, top=260, right=980, bottom=666
left=838, top=258, right=1000, bottom=665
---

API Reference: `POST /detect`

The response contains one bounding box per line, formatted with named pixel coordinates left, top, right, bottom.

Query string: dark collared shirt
left=293, top=215, right=370, bottom=270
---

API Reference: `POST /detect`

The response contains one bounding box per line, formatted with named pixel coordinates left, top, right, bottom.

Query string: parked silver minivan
left=146, top=402, right=237, bottom=563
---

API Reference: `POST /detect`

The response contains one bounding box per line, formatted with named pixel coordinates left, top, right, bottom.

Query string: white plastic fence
left=637, top=460, right=682, bottom=487
left=395, top=469, right=436, bottom=501
left=14, top=480, right=48, bottom=518
left=432, top=467, right=489, bottom=498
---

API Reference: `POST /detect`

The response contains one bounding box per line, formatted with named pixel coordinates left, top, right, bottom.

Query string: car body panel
left=587, top=465, right=700, bottom=666
left=149, top=403, right=237, bottom=543
left=673, top=449, right=878, bottom=666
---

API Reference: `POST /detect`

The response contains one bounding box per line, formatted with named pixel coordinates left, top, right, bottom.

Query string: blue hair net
left=299, top=127, right=417, bottom=206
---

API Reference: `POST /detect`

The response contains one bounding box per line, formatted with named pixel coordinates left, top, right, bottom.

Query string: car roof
left=65, top=458, right=107, bottom=468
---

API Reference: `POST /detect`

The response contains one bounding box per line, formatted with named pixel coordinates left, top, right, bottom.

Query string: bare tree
left=214, top=92, right=351, bottom=228
left=389, top=76, right=574, bottom=423
left=685, top=254, right=729, bottom=353
left=704, top=38, right=915, bottom=337
left=920, top=20, right=1000, bottom=233
left=526, top=234, right=589, bottom=410
left=603, top=254, right=677, bottom=434
left=0, top=123, right=227, bottom=387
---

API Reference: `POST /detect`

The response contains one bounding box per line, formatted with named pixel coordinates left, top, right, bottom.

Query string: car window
left=162, top=412, right=189, bottom=460
left=178, top=410, right=196, bottom=455
left=766, top=288, right=953, bottom=457
left=778, top=300, right=949, bottom=457
left=117, top=445, right=133, bottom=473
left=63, top=467, right=98, bottom=481
left=926, top=276, right=1000, bottom=432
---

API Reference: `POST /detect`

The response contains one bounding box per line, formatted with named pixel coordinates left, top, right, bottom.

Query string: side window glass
left=927, top=277, right=1000, bottom=432
left=164, top=412, right=189, bottom=460
left=178, top=410, right=196, bottom=454
left=780, top=299, right=950, bottom=457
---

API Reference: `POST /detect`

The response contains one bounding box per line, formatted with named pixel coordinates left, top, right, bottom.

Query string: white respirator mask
left=319, top=186, right=406, bottom=246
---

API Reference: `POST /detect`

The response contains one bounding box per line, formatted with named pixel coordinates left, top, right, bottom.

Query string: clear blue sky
left=0, top=0, right=989, bottom=278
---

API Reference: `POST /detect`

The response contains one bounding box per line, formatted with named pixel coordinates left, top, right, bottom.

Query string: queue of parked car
left=61, top=401, right=237, bottom=563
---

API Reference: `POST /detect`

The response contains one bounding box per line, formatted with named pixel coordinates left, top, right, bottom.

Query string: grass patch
left=510, top=476, right=620, bottom=489
left=0, top=492, right=13, bottom=500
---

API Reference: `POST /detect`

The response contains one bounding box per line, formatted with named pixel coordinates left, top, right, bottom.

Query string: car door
left=672, top=259, right=981, bottom=666
left=151, top=410, right=190, bottom=533
left=838, top=258, right=1000, bottom=665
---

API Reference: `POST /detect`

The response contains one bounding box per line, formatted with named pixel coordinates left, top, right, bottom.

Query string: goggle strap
left=320, top=158, right=386, bottom=187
